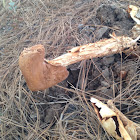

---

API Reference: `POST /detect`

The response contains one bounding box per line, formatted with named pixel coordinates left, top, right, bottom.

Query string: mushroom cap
left=19, top=44, right=69, bottom=91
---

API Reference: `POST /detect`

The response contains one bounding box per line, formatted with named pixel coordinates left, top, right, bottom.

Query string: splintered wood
left=47, top=36, right=136, bottom=66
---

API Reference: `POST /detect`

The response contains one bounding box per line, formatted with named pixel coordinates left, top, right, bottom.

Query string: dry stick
left=47, top=36, right=137, bottom=66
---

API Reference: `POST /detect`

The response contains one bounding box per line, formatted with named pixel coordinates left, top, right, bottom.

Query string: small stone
left=120, top=70, right=127, bottom=79
left=95, top=27, right=108, bottom=39
left=101, top=81, right=110, bottom=87
left=102, top=67, right=109, bottom=78
left=44, top=104, right=61, bottom=124
left=103, top=55, right=115, bottom=65
left=80, top=26, right=92, bottom=36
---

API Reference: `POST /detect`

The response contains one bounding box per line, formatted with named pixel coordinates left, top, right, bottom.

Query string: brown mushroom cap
left=19, top=44, right=69, bottom=91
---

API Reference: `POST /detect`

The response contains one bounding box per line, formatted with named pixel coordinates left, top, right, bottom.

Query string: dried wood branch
left=47, top=36, right=137, bottom=66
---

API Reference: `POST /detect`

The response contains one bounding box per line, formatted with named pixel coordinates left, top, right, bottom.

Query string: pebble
left=101, top=81, right=110, bottom=87
left=95, top=26, right=108, bottom=39
left=102, top=67, right=109, bottom=78
left=102, top=55, right=115, bottom=65
left=80, top=26, right=95, bottom=36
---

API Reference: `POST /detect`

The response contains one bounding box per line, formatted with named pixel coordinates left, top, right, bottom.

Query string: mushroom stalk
left=47, top=36, right=136, bottom=66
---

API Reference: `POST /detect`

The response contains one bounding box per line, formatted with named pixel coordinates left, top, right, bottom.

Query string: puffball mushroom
left=19, top=45, right=69, bottom=91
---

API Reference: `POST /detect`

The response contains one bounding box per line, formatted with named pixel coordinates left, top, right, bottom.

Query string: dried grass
left=0, top=0, right=140, bottom=139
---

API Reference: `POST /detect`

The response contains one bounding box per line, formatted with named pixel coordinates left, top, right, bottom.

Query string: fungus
left=19, top=36, right=138, bottom=91
left=19, top=44, right=69, bottom=91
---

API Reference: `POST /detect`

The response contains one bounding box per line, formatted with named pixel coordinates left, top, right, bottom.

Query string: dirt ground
left=0, top=0, right=140, bottom=139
